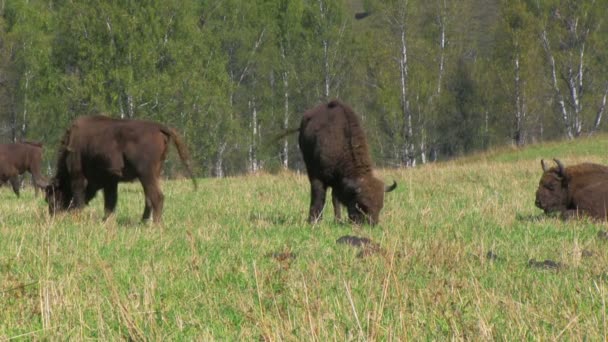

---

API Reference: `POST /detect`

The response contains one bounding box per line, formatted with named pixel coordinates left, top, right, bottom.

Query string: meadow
left=2, top=136, right=608, bottom=340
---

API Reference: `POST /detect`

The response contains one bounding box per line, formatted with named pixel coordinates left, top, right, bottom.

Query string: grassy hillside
left=1, top=136, right=608, bottom=340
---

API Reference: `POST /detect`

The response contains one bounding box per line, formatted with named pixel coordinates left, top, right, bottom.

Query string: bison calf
left=298, top=100, right=396, bottom=225
left=535, top=159, right=608, bottom=220
left=0, top=141, right=47, bottom=196
left=45, top=115, right=197, bottom=223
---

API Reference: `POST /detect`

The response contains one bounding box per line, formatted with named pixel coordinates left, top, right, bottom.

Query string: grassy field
left=2, top=136, right=608, bottom=340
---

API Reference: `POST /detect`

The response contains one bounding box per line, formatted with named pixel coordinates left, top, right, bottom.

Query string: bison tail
left=272, top=127, right=299, bottom=143
left=163, top=127, right=198, bottom=190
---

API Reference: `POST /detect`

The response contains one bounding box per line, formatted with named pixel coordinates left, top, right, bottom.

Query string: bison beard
left=0, top=141, right=48, bottom=196
left=535, top=159, right=608, bottom=220
left=45, top=115, right=197, bottom=223
left=298, top=100, right=396, bottom=225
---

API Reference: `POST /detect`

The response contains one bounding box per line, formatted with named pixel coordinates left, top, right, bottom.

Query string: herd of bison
left=1, top=99, right=608, bottom=224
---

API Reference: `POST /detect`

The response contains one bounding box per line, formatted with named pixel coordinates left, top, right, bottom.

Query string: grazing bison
left=535, top=159, right=608, bottom=220
left=0, top=141, right=47, bottom=196
left=298, top=100, right=396, bottom=225
left=45, top=115, right=197, bottom=223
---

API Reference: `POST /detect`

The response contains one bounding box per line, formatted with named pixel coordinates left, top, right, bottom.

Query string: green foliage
left=0, top=0, right=607, bottom=174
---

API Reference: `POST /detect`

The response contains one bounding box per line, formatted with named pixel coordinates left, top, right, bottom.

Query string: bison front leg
left=308, top=179, right=327, bottom=224
left=102, top=181, right=119, bottom=221
left=71, top=177, right=87, bottom=208
left=332, top=188, right=342, bottom=222
left=66, top=153, right=86, bottom=208
left=9, top=176, right=20, bottom=197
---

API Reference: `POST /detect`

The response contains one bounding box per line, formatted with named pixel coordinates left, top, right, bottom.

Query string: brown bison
left=45, top=115, right=197, bottom=223
left=298, top=100, right=396, bottom=225
left=535, top=159, right=608, bottom=220
left=0, top=141, right=47, bottom=196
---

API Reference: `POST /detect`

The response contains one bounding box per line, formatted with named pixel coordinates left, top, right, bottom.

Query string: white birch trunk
left=542, top=31, right=573, bottom=139
left=323, top=40, right=330, bottom=98
left=399, top=24, right=415, bottom=167
left=21, top=69, right=30, bottom=139
left=318, top=0, right=331, bottom=98
left=514, top=53, right=526, bottom=146
left=249, top=99, right=259, bottom=173
left=592, top=83, right=608, bottom=133
left=215, top=142, right=226, bottom=178
left=436, top=0, right=447, bottom=95
left=128, top=93, right=134, bottom=118
left=282, top=70, right=289, bottom=169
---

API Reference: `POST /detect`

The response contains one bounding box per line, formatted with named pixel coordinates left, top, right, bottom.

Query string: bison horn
left=385, top=181, right=397, bottom=192
left=553, top=158, right=565, bottom=176
left=541, top=159, right=549, bottom=172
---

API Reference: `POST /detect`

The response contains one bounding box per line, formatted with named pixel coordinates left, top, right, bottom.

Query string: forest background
left=0, top=0, right=606, bottom=177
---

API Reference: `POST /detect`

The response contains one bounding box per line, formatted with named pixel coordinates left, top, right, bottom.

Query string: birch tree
left=540, top=0, right=607, bottom=138
left=366, top=0, right=416, bottom=167
left=500, top=0, right=538, bottom=146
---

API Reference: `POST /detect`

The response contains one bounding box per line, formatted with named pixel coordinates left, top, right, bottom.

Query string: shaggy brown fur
left=535, top=159, right=608, bottom=220
left=298, top=100, right=396, bottom=225
left=45, top=115, right=197, bottom=223
left=0, top=141, right=47, bottom=196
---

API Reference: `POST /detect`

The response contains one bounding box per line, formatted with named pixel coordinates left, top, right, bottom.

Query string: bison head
left=44, top=180, right=73, bottom=214
left=344, top=176, right=397, bottom=225
left=535, top=159, right=569, bottom=214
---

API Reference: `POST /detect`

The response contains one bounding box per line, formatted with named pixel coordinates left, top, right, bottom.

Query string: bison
left=535, top=159, right=608, bottom=220
left=0, top=141, right=47, bottom=196
left=298, top=100, right=396, bottom=225
left=45, top=115, right=197, bottom=223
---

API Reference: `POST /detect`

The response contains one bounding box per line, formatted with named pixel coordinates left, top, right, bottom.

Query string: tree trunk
left=591, top=83, right=608, bottom=134
left=318, top=0, right=330, bottom=99
left=282, top=69, right=289, bottom=169
left=436, top=0, right=447, bottom=95
left=215, top=142, right=226, bottom=178
left=542, top=31, right=574, bottom=139
left=513, top=53, right=526, bottom=146
left=399, top=24, right=415, bottom=167
left=322, top=39, right=330, bottom=98
left=21, top=69, right=30, bottom=140
left=249, top=99, right=259, bottom=173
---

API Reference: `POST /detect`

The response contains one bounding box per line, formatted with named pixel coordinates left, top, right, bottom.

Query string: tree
left=539, top=0, right=608, bottom=138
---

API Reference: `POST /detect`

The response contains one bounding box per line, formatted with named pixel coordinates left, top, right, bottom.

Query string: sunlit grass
left=2, top=137, right=608, bottom=339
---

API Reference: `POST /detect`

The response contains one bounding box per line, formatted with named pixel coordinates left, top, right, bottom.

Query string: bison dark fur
left=0, top=141, right=47, bottom=196
left=45, top=115, right=197, bottom=223
left=298, top=100, right=396, bottom=225
left=535, top=159, right=608, bottom=220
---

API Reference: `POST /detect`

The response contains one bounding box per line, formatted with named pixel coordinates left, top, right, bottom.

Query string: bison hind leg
left=140, top=176, right=164, bottom=223
left=308, top=179, right=327, bottom=224
left=102, top=181, right=119, bottom=221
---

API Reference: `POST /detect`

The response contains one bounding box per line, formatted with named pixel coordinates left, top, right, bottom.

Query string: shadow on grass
left=515, top=212, right=557, bottom=222
left=249, top=211, right=300, bottom=226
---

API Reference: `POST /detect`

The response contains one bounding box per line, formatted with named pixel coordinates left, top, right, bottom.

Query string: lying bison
left=45, top=115, right=197, bottom=223
left=535, top=159, right=608, bottom=220
left=0, top=141, right=47, bottom=196
left=298, top=100, right=396, bottom=225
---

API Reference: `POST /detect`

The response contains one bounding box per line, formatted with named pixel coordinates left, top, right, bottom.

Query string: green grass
left=2, top=136, right=608, bottom=340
